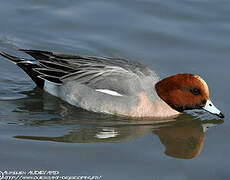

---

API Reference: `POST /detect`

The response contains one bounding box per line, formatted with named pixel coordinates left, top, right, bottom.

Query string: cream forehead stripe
left=194, top=75, right=209, bottom=96
left=194, top=75, right=209, bottom=90
left=95, top=89, right=123, bottom=96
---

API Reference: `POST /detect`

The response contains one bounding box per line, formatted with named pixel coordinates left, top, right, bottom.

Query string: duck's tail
left=0, top=51, right=44, bottom=88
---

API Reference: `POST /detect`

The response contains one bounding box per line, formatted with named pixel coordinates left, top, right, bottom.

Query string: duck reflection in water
left=14, top=88, right=224, bottom=159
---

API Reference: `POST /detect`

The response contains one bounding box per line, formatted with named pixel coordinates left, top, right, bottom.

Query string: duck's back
left=1, top=50, right=165, bottom=116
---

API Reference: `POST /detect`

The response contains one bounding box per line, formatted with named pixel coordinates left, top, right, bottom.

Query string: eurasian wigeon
left=0, top=50, right=224, bottom=118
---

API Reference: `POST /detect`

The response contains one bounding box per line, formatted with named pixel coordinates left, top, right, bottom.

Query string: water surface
left=0, top=0, right=229, bottom=179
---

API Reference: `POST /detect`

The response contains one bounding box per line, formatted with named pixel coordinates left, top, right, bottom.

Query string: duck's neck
left=155, top=75, right=182, bottom=112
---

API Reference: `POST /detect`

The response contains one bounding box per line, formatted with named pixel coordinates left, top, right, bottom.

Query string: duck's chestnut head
left=155, top=73, right=224, bottom=118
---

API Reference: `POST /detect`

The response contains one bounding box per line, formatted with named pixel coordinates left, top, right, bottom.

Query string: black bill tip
left=217, top=112, right=225, bottom=118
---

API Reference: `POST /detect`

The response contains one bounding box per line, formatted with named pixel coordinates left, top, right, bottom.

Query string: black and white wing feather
left=1, top=49, right=158, bottom=95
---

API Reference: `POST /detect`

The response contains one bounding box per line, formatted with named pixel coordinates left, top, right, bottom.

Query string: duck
left=0, top=49, right=224, bottom=118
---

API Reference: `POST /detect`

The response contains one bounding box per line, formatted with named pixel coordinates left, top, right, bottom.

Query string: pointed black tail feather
left=0, top=51, right=44, bottom=88
left=18, top=49, right=53, bottom=60
left=19, top=49, right=80, bottom=60
left=0, top=51, right=23, bottom=64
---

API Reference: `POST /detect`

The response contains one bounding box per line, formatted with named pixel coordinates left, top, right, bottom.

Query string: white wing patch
left=95, top=89, right=123, bottom=96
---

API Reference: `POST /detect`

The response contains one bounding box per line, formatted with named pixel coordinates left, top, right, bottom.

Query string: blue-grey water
left=0, top=0, right=229, bottom=179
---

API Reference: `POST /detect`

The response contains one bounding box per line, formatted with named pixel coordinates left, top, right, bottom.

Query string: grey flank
left=0, top=49, right=162, bottom=115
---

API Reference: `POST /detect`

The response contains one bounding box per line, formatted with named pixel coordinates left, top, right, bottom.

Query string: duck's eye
left=190, top=88, right=200, bottom=95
